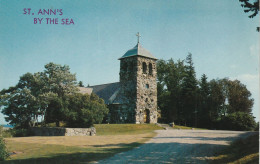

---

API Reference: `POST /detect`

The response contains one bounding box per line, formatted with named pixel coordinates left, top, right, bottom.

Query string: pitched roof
left=87, top=82, right=121, bottom=104
left=78, top=87, right=93, bottom=95
left=119, top=43, right=157, bottom=60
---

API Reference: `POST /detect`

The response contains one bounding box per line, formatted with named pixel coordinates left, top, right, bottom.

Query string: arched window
left=149, top=63, right=153, bottom=75
left=142, top=62, right=147, bottom=74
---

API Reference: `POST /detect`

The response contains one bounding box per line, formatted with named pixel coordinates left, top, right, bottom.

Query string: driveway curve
left=97, top=129, right=254, bottom=164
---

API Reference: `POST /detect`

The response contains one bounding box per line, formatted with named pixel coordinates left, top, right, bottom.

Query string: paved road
left=97, top=130, right=254, bottom=164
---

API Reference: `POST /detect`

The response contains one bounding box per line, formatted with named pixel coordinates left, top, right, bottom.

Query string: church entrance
left=144, top=109, right=150, bottom=123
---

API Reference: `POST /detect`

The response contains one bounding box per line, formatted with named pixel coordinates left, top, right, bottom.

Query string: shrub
left=221, top=112, right=256, bottom=131
left=0, top=126, right=12, bottom=138
left=65, top=93, right=109, bottom=128
left=12, top=128, right=32, bottom=137
left=0, top=137, right=9, bottom=161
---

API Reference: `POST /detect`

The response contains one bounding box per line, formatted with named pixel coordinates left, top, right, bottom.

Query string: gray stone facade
left=118, top=44, right=157, bottom=124
left=136, top=56, right=157, bottom=123
left=86, top=42, right=158, bottom=124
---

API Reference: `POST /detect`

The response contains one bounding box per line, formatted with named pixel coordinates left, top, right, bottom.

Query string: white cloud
left=231, top=74, right=258, bottom=90
left=230, top=74, right=259, bottom=98
left=249, top=43, right=259, bottom=59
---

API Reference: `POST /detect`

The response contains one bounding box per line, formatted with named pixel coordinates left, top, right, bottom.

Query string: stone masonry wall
left=119, top=56, right=157, bottom=124
left=30, top=127, right=96, bottom=136
left=136, top=56, right=157, bottom=123
left=119, top=56, right=138, bottom=123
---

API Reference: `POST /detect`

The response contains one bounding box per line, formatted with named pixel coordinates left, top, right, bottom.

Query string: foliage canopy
left=157, top=54, right=256, bottom=131
left=0, top=63, right=108, bottom=128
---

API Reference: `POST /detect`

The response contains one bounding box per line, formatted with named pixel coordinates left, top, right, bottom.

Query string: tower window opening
left=149, top=63, right=153, bottom=75
left=145, top=84, right=149, bottom=89
left=142, top=62, right=147, bottom=74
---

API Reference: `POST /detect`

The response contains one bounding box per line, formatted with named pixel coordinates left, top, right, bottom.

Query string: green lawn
left=4, top=124, right=163, bottom=164
left=94, top=123, right=163, bottom=135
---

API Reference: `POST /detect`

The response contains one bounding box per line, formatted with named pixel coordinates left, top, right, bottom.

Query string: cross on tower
left=136, top=32, right=141, bottom=43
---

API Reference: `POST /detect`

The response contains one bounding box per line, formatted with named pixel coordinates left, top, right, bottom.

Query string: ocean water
left=1, top=125, right=13, bottom=128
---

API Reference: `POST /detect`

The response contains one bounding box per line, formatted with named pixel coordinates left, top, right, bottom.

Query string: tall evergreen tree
left=198, top=74, right=210, bottom=127
left=78, top=81, right=84, bottom=87
left=180, top=53, right=198, bottom=126
left=156, top=55, right=255, bottom=130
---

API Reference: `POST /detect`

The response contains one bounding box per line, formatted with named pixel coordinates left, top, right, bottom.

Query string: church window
left=145, top=84, right=149, bottom=89
left=149, top=63, right=153, bottom=75
left=142, top=62, right=147, bottom=74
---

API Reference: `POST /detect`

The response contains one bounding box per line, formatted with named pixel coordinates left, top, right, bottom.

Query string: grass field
left=210, top=133, right=259, bottom=164
left=4, top=124, right=163, bottom=164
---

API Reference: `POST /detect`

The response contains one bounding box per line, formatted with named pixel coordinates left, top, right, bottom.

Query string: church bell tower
left=119, top=33, right=157, bottom=123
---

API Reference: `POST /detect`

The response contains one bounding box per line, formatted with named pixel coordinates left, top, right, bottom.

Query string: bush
left=65, top=93, right=109, bottom=128
left=1, top=130, right=12, bottom=138
left=0, top=137, right=9, bottom=161
left=221, top=112, right=256, bottom=131
left=11, top=128, right=32, bottom=137
left=0, top=126, right=12, bottom=138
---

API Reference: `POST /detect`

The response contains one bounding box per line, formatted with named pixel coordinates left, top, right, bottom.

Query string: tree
left=16, top=72, right=51, bottom=127
left=180, top=53, right=198, bottom=126
left=78, top=81, right=84, bottom=87
left=239, top=0, right=259, bottom=31
left=0, top=137, right=9, bottom=161
left=207, top=79, right=226, bottom=127
left=1, top=88, right=37, bottom=128
left=222, top=112, right=256, bottom=131
left=226, top=80, right=254, bottom=114
left=65, top=93, right=109, bottom=127
left=0, top=62, right=106, bottom=128
left=157, top=59, right=186, bottom=123
left=197, top=74, right=210, bottom=127
left=0, top=126, right=9, bottom=161
left=42, top=62, right=78, bottom=97
left=39, top=62, right=78, bottom=126
left=205, top=78, right=254, bottom=129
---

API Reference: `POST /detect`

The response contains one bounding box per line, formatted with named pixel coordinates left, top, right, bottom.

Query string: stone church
left=80, top=34, right=157, bottom=124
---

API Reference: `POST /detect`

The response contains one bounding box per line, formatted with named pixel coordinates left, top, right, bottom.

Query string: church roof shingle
left=86, top=82, right=122, bottom=104
left=78, top=87, right=93, bottom=95
left=119, top=43, right=157, bottom=60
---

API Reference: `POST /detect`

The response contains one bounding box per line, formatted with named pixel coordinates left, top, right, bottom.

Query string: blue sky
left=0, top=0, right=259, bottom=123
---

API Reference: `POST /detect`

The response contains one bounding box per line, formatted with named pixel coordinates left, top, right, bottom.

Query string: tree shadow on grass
left=3, top=142, right=228, bottom=164
left=209, top=133, right=259, bottom=164
left=155, top=131, right=257, bottom=142
left=2, top=142, right=143, bottom=164
left=3, top=132, right=257, bottom=164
